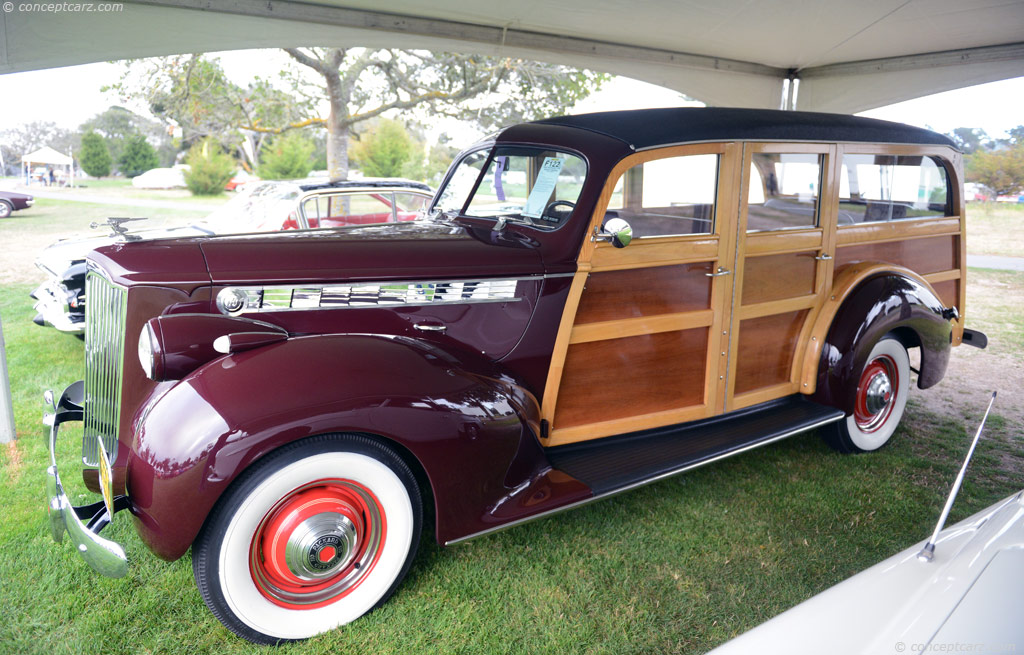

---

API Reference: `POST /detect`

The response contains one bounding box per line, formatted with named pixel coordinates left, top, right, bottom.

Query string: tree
left=279, top=48, right=607, bottom=181
left=258, top=131, right=315, bottom=180
left=80, top=106, right=170, bottom=168
left=967, top=145, right=1024, bottom=197
left=110, top=55, right=308, bottom=171
left=0, top=121, right=76, bottom=175
left=184, top=138, right=235, bottom=196
left=118, top=135, right=160, bottom=178
left=351, top=119, right=415, bottom=178
left=946, top=127, right=991, bottom=154
left=79, top=132, right=112, bottom=178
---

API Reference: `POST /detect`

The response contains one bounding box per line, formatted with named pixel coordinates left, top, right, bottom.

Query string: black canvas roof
left=529, top=107, right=957, bottom=151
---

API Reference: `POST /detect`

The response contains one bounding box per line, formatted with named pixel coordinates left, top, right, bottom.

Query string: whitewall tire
left=192, top=434, right=422, bottom=645
left=824, top=338, right=911, bottom=454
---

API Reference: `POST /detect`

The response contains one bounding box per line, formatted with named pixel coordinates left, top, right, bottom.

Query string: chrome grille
left=83, top=270, right=128, bottom=467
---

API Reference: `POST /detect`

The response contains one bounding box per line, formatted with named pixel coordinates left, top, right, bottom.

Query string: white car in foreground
left=709, top=394, right=1019, bottom=655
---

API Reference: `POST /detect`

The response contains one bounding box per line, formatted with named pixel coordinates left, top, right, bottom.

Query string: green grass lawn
left=965, top=202, right=1024, bottom=258
left=0, top=277, right=1021, bottom=654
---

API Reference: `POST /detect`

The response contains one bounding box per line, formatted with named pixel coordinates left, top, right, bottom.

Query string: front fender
left=811, top=273, right=951, bottom=415
left=126, top=334, right=556, bottom=560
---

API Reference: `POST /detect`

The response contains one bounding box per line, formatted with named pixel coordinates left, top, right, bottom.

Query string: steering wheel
left=540, top=200, right=576, bottom=224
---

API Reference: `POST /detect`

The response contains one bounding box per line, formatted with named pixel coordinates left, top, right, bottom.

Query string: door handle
left=414, top=323, right=447, bottom=333
left=705, top=267, right=732, bottom=277
left=814, top=253, right=833, bottom=261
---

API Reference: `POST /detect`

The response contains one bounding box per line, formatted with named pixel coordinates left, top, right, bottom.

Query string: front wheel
left=192, top=434, right=422, bottom=645
left=823, top=338, right=911, bottom=454
left=0, top=201, right=12, bottom=218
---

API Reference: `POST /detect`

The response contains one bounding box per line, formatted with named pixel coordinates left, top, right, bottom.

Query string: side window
left=746, top=153, right=822, bottom=232
left=838, top=155, right=950, bottom=225
left=605, top=154, right=718, bottom=238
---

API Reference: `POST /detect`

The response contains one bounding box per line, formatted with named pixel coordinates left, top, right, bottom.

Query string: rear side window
left=746, top=153, right=822, bottom=232
left=839, top=155, right=950, bottom=225
left=605, top=154, right=718, bottom=238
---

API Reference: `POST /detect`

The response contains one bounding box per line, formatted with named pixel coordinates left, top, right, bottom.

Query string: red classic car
left=0, top=189, right=35, bottom=217
left=44, top=108, right=985, bottom=644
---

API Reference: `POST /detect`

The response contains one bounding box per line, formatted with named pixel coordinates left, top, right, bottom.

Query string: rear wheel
left=192, top=434, right=422, bottom=645
left=823, top=338, right=910, bottom=454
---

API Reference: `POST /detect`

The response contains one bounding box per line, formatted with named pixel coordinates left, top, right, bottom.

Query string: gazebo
left=21, top=146, right=74, bottom=187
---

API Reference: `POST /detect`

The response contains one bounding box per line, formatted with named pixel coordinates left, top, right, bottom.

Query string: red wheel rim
left=853, top=355, right=898, bottom=433
left=249, top=478, right=387, bottom=609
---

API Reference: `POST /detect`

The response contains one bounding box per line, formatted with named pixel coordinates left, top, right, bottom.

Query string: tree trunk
left=325, top=72, right=349, bottom=181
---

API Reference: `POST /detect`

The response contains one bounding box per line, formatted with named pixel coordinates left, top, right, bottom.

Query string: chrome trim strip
left=444, top=412, right=844, bottom=545
left=217, top=276, right=545, bottom=316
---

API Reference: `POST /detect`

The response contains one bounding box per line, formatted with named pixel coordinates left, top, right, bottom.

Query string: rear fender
left=126, top=334, right=582, bottom=560
left=809, top=270, right=952, bottom=415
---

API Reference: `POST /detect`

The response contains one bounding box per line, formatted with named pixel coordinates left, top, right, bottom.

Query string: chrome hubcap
left=863, top=373, right=892, bottom=416
left=284, top=513, right=358, bottom=580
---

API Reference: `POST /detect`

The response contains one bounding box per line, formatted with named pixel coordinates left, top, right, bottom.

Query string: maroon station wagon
left=44, top=108, right=986, bottom=644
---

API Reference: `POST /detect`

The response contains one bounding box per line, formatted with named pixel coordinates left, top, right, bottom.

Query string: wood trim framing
left=542, top=142, right=740, bottom=447
left=540, top=138, right=965, bottom=447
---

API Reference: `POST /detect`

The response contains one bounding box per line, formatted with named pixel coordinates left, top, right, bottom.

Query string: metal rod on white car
left=917, top=391, right=997, bottom=562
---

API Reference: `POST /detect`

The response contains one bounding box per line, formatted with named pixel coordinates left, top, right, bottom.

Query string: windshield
left=203, top=182, right=302, bottom=233
left=434, top=146, right=587, bottom=229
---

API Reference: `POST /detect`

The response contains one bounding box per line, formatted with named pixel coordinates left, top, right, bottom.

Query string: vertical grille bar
left=83, top=270, right=127, bottom=467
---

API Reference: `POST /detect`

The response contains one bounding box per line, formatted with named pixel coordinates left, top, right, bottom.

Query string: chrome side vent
left=83, top=270, right=127, bottom=467
left=216, top=278, right=523, bottom=316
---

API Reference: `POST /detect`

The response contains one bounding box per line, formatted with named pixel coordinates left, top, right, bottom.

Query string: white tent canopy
left=0, top=0, right=1022, bottom=113
left=21, top=146, right=72, bottom=166
left=21, top=146, right=74, bottom=186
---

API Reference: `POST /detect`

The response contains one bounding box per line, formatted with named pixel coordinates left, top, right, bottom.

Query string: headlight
left=138, top=322, right=159, bottom=380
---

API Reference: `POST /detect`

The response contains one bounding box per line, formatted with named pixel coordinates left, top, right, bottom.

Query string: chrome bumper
left=44, top=382, right=128, bottom=578
left=32, top=281, right=84, bottom=334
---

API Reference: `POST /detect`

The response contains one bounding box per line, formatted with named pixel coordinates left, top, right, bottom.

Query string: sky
left=1, top=48, right=1022, bottom=150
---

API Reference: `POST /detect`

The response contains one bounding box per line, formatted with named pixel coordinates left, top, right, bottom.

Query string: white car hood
left=35, top=224, right=210, bottom=277
left=709, top=491, right=1024, bottom=654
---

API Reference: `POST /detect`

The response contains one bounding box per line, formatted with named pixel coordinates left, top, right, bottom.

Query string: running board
left=546, top=397, right=845, bottom=496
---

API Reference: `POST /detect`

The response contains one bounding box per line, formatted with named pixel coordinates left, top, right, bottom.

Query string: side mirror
left=596, top=218, right=633, bottom=248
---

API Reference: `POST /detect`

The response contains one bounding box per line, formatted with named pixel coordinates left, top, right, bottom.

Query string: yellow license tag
left=98, top=440, right=115, bottom=519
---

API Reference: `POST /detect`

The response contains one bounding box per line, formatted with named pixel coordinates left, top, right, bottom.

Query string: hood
left=36, top=224, right=211, bottom=277
left=198, top=221, right=544, bottom=285
left=89, top=221, right=544, bottom=288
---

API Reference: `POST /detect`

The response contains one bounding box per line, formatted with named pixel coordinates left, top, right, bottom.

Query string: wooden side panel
left=554, top=328, right=708, bottom=429
left=574, top=263, right=713, bottom=324
left=742, top=251, right=817, bottom=305
left=835, top=234, right=958, bottom=276
left=931, top=279, right=959, bottom=309
left=734, top=310, right=808, bottom=396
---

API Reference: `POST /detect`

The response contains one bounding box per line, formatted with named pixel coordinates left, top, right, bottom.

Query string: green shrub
left=183, top=138, right=235, bottom=196
left=352, top=119, right=414, bottom=178
left=79, top=131, right=112, bottom=178
left=118, top=135, right=160, bottom=178
left=258, top=131, right=315, bottom=180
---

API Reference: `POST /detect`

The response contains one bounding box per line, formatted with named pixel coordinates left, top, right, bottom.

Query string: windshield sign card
left=522, top=157, right=564, bottom=218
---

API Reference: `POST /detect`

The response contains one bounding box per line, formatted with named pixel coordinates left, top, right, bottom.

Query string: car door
left=724, top=143, right=838, bottom=410
left=540, top=143, right=742, bottom=447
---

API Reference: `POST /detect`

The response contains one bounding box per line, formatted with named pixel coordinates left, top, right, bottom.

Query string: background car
left=0, top=189, right=35, bottom=217
left=130, top=166, right=189, bottom=189
left=31, top=178, right=433, bottom=334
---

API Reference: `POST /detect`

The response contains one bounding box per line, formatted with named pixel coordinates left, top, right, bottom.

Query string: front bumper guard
left=32, top=282, right=84, bottom=334
left=44, top=381, right=129, bottom=578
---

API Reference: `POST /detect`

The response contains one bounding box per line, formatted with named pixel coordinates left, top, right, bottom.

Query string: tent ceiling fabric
left=0, top=0, right=1022, bottom=113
